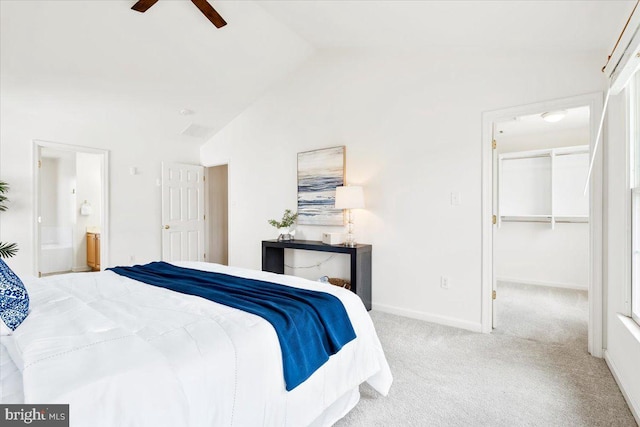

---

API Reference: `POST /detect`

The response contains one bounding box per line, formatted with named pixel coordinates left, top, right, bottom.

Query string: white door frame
left=33, top=140, right=110, bottom=275
left=481, top=92, right=604, bottom=357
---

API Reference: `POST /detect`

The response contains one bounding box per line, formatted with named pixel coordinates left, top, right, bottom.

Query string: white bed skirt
left=310, top=387, right=360, bottom=426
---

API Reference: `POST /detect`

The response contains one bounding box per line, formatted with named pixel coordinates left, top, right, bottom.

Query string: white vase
left=277, top=228, right=295, bottom=241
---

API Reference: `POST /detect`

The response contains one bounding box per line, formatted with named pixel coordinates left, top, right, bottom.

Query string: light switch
left=451, top=192, right=461, bottom=206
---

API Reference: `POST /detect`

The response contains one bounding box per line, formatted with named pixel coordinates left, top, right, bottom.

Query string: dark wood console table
left=261, top=240, right=372, bottom=310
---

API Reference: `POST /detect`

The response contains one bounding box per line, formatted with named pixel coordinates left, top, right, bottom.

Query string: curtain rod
left=602, top=0, right=640, bottom=72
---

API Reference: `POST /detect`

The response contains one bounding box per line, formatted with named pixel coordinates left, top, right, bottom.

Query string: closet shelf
left=500, top=215, right=588, bottom=223
left=500, top=215, right=551, bottom=223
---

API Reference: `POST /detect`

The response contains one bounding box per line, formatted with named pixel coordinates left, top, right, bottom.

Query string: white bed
left=0, top=262, right=392, bottom=426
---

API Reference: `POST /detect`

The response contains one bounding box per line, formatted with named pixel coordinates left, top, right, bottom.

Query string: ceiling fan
left=131, top=0, right=227, bottom=28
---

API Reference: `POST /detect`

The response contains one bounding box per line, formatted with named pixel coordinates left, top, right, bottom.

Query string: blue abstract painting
left=297, top=146, right=345, bottom=225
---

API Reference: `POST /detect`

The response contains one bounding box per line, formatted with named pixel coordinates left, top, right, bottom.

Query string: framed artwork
left=297, top=146, right=345, bottom=225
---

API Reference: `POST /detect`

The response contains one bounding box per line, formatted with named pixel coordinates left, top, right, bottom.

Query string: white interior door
left=161, top=162, right=205, bottom=262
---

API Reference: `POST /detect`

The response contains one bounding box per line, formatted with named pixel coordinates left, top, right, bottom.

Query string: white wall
left=495, top=222, right=589, bottom=289
left=495, top=128, right=590, bottom=289
left=39, top=158, right=59, bottom=229
left=201, top=49, right=605, bottom=330
left=498, top=128, right=590, bottom=153
left=57, top=155, right=76, bottom=233
left=74, top=152, right=102, bottom=271
left=604, top=89, right=640, bottom=421
left=0, top=99, right=202, bottom=276
left=40, top=152, right=76, bottom=243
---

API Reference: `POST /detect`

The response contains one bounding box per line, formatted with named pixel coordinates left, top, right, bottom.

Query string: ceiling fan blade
left=190, top=0, right=227, bottom=28
left=131, top=0, right=159, bottom=13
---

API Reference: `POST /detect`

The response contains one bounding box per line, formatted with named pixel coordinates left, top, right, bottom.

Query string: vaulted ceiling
left=257, top=1, right=634, bottom=53
left=0, top=1, right=635, bottom=143
left=0, top=0, right=313, bottom=142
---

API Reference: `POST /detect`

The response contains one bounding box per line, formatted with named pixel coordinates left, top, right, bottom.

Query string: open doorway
left=206, top=164, right=228, bottom=265
left=493, top=107, right=590, bottom=347
left=34, top=141, right=109, bottom=276
left=482, top=92, right=604, bottom=357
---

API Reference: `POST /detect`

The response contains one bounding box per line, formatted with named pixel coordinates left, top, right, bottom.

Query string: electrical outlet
left=130, top=255, right=136, bottom=264
left=440, top=276, right=449, bottom=289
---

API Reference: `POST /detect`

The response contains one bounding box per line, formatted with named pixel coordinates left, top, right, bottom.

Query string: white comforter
left=1, top=262, right=392, bottom=426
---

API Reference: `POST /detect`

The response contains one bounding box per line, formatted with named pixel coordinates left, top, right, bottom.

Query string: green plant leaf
left=0, top=242, right=18, bottom=258
left=268, top=209, right=298, bottom=229
left=0, top=181, right=18, bottom=256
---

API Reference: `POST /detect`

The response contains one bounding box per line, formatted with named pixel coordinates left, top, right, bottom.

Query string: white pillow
left=0, top=320, right=12, bottom=336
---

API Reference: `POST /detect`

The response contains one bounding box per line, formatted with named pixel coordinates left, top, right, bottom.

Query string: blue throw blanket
left=107, top=262, right=356, bottom=391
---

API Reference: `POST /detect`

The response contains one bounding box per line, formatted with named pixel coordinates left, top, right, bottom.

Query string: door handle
left=164, top=225, right=170, bottom=230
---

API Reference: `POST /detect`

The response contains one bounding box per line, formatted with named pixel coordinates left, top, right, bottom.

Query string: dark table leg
left=262, top=246, right=285, bottom=274
left=352, top=250, right=372, bottom=311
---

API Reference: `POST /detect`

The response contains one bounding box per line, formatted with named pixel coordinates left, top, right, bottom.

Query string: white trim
left=482, top=107, right=495, bottom=333
left=33, top=140, right=110, bottom=275
left=496, top=277, right=587, bottom=291
left=588, top=92, right=605, bottom=358
left=618, top=312, right=640, bottom=342
left=372, top=303, right=483, bottom=333
left=626, top=82, right=635, bottom=319
left=605, top=347, right=640, bottom=425
left=201, top=158, right=231, bottom=168
left=481, top=92, right=604, bottom=358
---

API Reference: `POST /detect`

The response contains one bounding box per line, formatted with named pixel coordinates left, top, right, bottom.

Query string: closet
left=498, top=145, right=589, bottom=229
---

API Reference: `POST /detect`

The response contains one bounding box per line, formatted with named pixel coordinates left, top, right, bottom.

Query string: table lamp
left=335, top=186, right=365, bottom=247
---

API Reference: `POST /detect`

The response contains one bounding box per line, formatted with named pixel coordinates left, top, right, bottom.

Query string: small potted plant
left=268, top=209, right=298, bottom=241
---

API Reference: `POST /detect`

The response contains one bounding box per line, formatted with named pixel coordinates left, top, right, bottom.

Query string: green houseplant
left=268, top=209, right=298, bottom=241
left=0, top=181, right=18, bottom=258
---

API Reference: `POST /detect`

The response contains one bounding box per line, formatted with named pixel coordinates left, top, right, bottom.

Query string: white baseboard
left=496, top=276, right=587, bottom=291
left=72, top=266, right=91, bottom=273
left=604, top=350, right=640, bottom=425
left=372, top=303, right=482, bottom=333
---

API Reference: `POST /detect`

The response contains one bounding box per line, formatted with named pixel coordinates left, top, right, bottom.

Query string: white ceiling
left=0, top=0, right=313, bottom=142
left=258, top=1, right=634, bottom=52
left=496, top=106, right=590, bottom=137
left=0, top=1, right=635, bottom=142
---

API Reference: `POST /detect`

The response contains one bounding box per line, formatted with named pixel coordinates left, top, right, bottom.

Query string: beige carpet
left=337, top=283, right=636, bottom=427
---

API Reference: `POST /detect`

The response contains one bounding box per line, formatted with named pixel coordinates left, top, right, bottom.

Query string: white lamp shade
left=335, top=186, right=365, bottom=209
